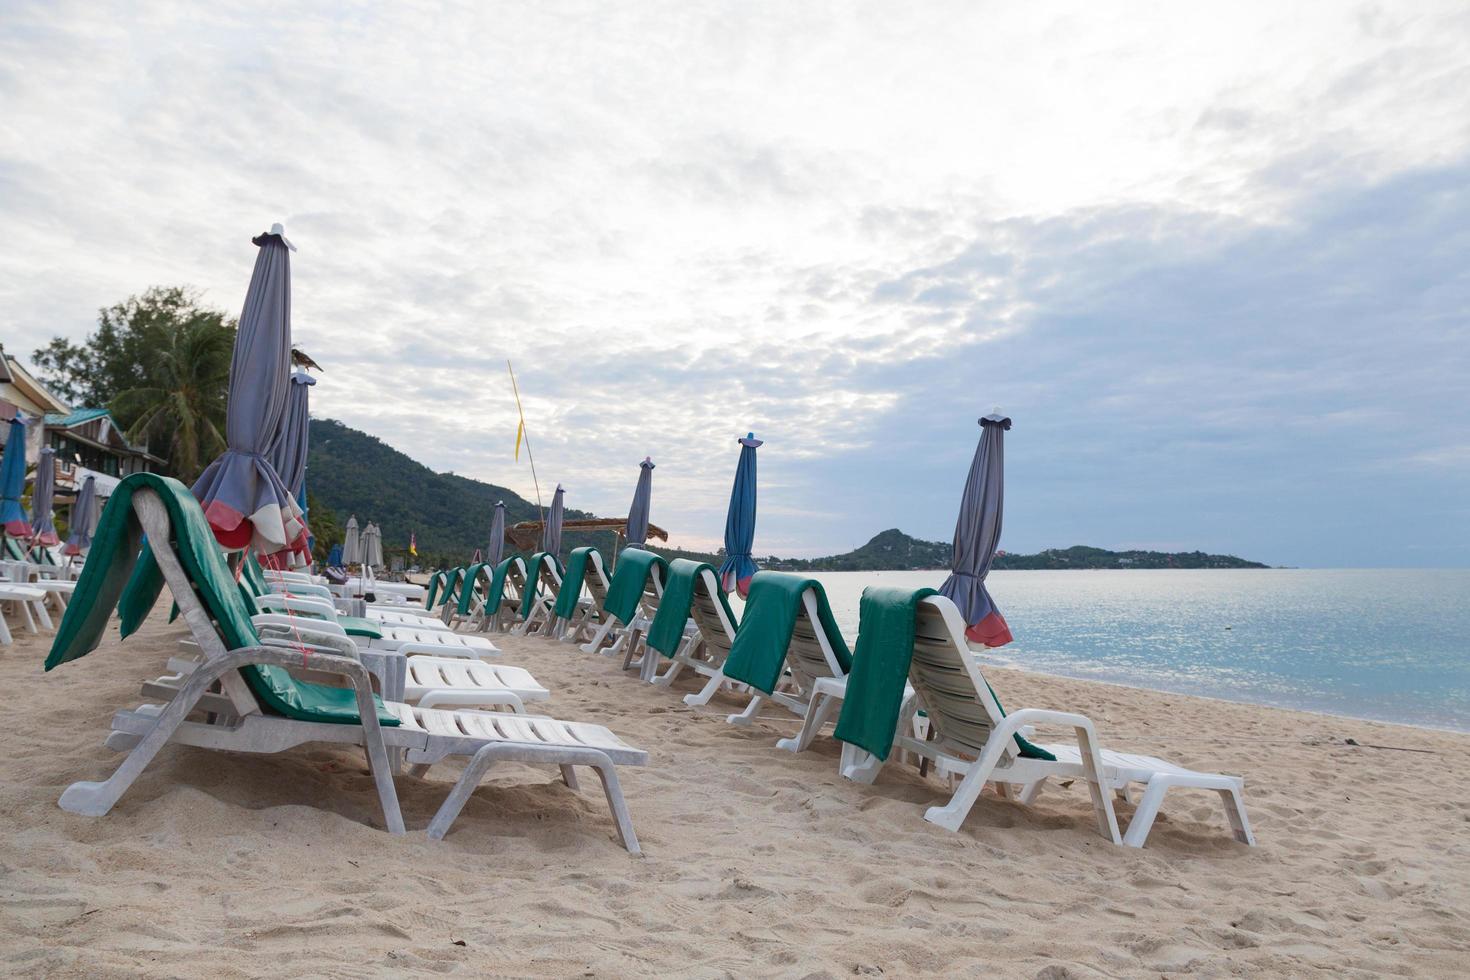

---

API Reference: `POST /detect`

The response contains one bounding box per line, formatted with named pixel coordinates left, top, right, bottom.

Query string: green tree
left=33, top=287, right=236, bottom=481
left=110, top=318, right=234, bottom=482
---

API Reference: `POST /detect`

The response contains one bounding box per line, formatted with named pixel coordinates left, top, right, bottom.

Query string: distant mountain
left=306, top=418, right=611, bottom=565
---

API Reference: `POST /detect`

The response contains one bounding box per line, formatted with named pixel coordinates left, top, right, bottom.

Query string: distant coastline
left=656, top=530, right=1270, bottom=573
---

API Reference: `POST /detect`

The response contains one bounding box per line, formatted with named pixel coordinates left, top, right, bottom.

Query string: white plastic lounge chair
left=513, top=553, right=563, bottom=638
left=558, top=549, right=612, bottom=643
left=0, top=582, right=50, bottom=644
left=840, top=594, right=1255, bottom=848
left=49, top=475, right=649, bottom=852
left=715, top=574, right=851, bottom=744
left=645, top=560, right=740, bottom=695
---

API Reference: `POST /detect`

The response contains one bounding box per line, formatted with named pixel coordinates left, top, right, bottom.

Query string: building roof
left=43, top=408, right=112, bottom=428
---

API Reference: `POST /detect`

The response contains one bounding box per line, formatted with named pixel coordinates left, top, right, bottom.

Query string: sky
left=2, top=1, right=1468, bottom=566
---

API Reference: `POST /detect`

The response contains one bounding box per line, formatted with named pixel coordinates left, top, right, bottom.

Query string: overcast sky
left=3, top=1, right=1468, bottom=565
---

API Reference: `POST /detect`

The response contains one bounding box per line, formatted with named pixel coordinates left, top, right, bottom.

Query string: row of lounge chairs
left=432, top=545, right=1254, bottom=849
left=49, top=474, right=1252, bottom=855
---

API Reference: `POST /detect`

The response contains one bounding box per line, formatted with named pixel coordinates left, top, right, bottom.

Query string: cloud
left=2, top=0, right=1468, bottom=565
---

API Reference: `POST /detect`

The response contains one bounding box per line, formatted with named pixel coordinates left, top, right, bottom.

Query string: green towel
left=647, top=558, right=736, bottom=658
left=481, top=557, right=514, bottom=617
left=833, top=586, right=936, bottom=760
left=552, top=547, right=595, bottom=620
left=722, top=572, right=850, bottom=694
left=423, top=570, right=447, bottom=609
left=456, top=562, right=487, bottom=615
left=602, top=548, right=668, bottom=626
left=440, top=566, right=465, bottom=608
left=519, top=553, right=556, bottom=620
left=46, top=473, right=397, bottom=727
left=833, top=586, right=1052, bottom=762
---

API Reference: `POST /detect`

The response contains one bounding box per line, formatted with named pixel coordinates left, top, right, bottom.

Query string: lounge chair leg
left=1120, top=775, right=1173, bottom=848
left=839, top=743, right=884, bottom=785
left=923, top=736, right=1012, bottom=832
left=0, top=609, right=11, bottom=646
left=684, top=669, right=726, bottom=707
left=1219, top=783, right=1255, bottom=845
left=60, top=657, right=236, bottom=818
left=427, top=748, right=500, bottom=840
left=777, top=692, right=837, bottom=753
left=589, top=757, right=641, bottom=855
left=408, top=763, right=432, bottom=779
left=1018, top=779, right=1046, bottom=805
left=579, top=619, right=616, bottom=654
left=560, top=764, right=580, bottom=791
left=727, top=693, right=765, bottom=726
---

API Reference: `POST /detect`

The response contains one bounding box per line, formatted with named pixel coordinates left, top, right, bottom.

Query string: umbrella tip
left=738, top=432, right=763, bottom=448
left=267, top=222, right=298, bottom=252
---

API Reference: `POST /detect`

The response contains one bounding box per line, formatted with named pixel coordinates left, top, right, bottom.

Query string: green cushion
left=456, top=562, right=488, bottom=615
left=337, top=615, right=383, bottom=639
left=647, top=558, right=736, bottom=658
left=519, top=553, right=559, bottom=620
left=46, top=473, right=397, bottom=727
left=722, top=571, right=850, bottom=694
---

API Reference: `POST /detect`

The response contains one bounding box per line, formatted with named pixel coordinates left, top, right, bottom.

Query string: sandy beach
left=3, top=610, right=1468, bottom=978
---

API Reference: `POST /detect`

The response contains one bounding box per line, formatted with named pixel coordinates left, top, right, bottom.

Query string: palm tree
left=112, top=318, right=233, bottom=482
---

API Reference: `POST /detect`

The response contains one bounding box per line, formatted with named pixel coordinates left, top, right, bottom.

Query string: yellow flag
left=514, top=419, right=524, bottom=461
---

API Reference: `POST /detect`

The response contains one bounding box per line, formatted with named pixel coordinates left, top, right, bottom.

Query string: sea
left=729, top=569, right=1470, bottom=733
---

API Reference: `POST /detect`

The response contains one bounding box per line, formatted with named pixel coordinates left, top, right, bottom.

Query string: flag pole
left=507, top=360, right=545, bottom=531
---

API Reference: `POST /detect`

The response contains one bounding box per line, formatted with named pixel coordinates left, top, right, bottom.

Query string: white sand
left=3, top=611, right=1468, bottom=977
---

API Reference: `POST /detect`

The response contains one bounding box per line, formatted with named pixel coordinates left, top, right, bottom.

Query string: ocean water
left=730, top=569, right=1470, bottom=732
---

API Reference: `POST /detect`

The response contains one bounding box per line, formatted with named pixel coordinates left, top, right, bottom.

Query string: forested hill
left=305, top=418, right=595, bottom=565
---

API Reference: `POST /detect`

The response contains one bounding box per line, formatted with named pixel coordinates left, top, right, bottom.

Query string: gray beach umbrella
left=342, top=514, right=362, bottom=565
left=624, top=456, right=654, bottom=549
left=542, top=484, right=564, bottom=558
left=487, top=501, right=507, bottom=567
left=62, top=475, right=96, bottom=556
left=363, top=522, right=384, bottom=570
left=191, top=224, right=306, bottom=558
left=29, top=447, right=60, bottom=547
left=937, top=412, right=1014, bottom=647
left=267, top=370, right=316, bottom=498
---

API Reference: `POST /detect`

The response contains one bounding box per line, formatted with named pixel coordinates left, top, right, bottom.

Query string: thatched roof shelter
left=506, top=517, right=668, bottom=551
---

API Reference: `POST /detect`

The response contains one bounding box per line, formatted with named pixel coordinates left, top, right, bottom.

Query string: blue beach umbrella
left=624, top=457, right=654, bottom=549
left=328, top=543, right=343, bottom=567
left=937, top=412, right=1014, bottom=647
left=62, top=475, right=96, bottom=556
left=718, top=433, right=761, bottom=597
left=190, top=224, right=307, bottom=559
left=29, top=446, right=60, bottom=546
left=487, top=501, right=507, bottom=567
left=543, top=485, right=564, bottom=559
left=0, top=416, right=31, bottom=538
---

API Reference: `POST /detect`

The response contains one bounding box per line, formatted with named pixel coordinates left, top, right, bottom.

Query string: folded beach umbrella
left=190, top=225, right=307, bottom=559
left=62, top=475, right=96, bottom=556
left=487, top=500, right=507, bottom=567
left=0, top=417, right=31, bottom=538
left=718, top=433, right=761, bottom=597
left=938, top=412, right=1014, bottom=647
left=624, top=457, right=655, bottom=550
left=29, top=446, right=59, bottom=546
left=342, top=514, right=361, bottom=565
left=327, top=543, right=343, bottom=568
left=363, top=522, right=384, bottom=570
left=543, top=485, right=564, bottom=559
left=267, top=370, right=315, bottom=500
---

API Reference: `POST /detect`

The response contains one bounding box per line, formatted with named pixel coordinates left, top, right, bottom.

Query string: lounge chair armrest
left=252, top=612, right=349, bottom=637
left=255, top=622, right=359, bottom=659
